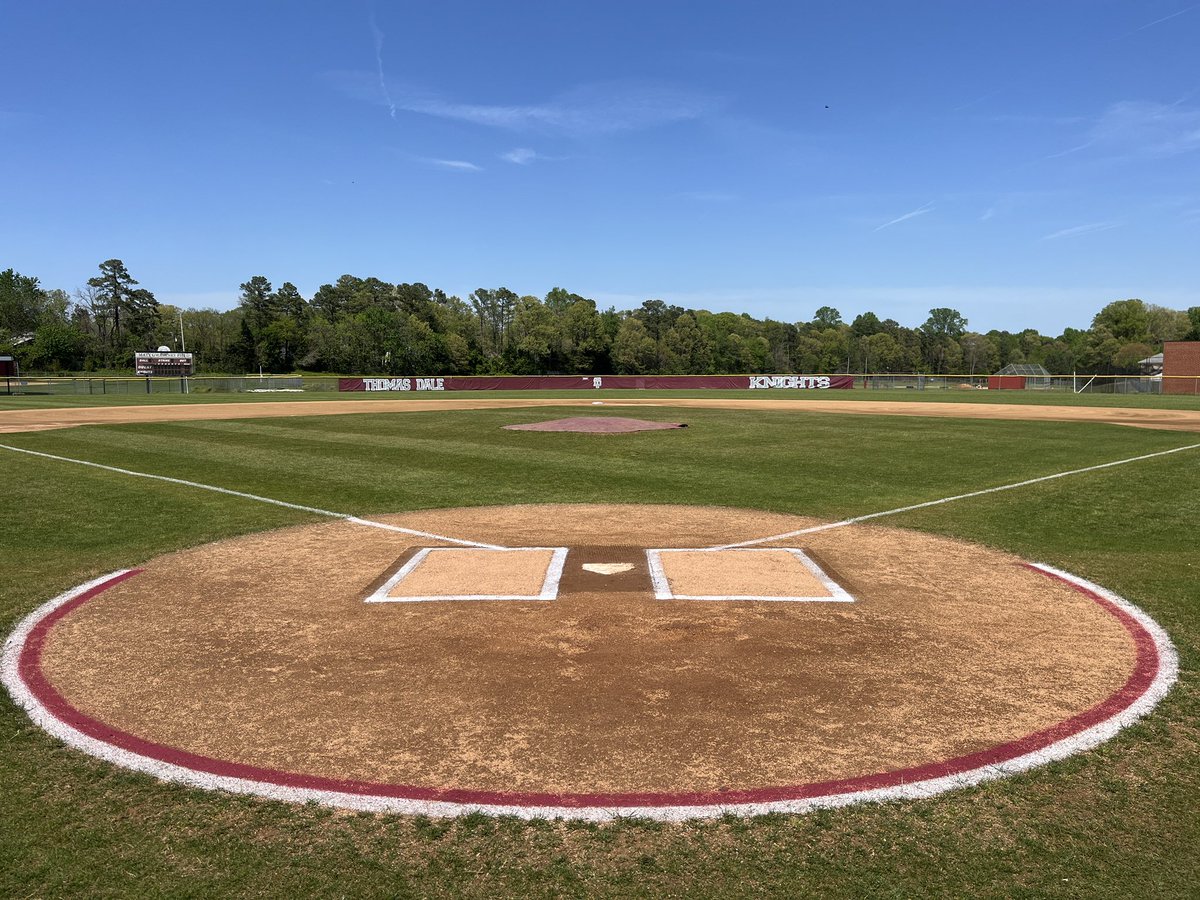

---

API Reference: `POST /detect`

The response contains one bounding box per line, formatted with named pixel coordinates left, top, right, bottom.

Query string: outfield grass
left=3, top=386, right=1200, bottom=411
left=1, top=406, right=1197, bottom=898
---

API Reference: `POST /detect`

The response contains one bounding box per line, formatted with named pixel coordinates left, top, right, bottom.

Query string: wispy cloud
left=1132, top=3, right=1199, bottom=33
left=953, top=88, right=1006, bottom=113
left=423, top=158, right=482, bottom=172
left=329, top=74, right=719, bottom=137
left=1042, top=222, right=1120, bottom=240
left=1089, top=100, right=1200, bottom=157
left=874, top=201, right=934, bottom=232
left=1041, top=140, right=1095, bottom=160
left=368, top=11, right=397, bottom=119
left=980, top=113, right=1087, bottom=126
left=979, top=207, right=996, bottom=222
left=501, top=148, right=539, bottom=164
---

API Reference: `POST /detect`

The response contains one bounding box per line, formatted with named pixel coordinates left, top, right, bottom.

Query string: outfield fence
left=859, top=374, right=1200, bottom=394
left=4, top=373, right=1200, bottom=396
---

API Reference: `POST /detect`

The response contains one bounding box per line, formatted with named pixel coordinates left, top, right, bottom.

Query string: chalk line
left=710, top=441, right=1200, bottom=549
left=1, top=563, right=1177, bottom=820
left=0, top=443, right=504, bottom=549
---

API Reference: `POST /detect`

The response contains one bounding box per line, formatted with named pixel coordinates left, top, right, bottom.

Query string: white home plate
left=582, top=563, right=634, bottom=575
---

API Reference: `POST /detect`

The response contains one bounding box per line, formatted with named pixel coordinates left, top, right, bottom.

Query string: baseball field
left=2, top=390, right=1198, bottom=897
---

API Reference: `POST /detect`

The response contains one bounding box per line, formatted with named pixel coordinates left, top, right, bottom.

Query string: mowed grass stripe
left=6, top=408, right=1193, bottom=522
left=2, top=407, right=1199, bottom=897
left=0, top=452, right=307, bottom=623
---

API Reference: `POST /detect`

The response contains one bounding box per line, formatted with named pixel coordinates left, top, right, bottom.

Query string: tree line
left=3, top=260, right=1198, bottom=376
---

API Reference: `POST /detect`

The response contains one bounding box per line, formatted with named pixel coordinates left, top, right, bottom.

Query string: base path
left=2, top=396, right=1200, bottom=433
left=3, top=504, right=1176, bottom=820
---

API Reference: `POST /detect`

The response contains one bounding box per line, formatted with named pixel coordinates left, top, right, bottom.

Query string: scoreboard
left=135, top=352, right=194, bottom=376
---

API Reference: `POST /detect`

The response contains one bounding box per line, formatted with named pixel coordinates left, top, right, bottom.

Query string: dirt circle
left=4, top=504, right=1176, bottom=820
left=502, top=416, right=687, bottom=433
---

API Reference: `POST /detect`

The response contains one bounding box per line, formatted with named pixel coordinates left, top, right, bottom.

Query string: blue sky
left=3, top=1, right=1198, bottom=333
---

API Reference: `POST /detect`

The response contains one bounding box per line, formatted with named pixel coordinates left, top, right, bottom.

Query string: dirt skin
left=3, top=396, right=1200, bottom=433
left=39, top=504, right=1136, bottom=796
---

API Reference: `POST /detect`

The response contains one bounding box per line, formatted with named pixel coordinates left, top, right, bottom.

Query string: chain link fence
left=5, top=373, right=1200, bottom=396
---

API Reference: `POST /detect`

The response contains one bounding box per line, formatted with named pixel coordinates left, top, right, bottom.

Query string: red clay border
left=18, top=565, right=1158, bottom=809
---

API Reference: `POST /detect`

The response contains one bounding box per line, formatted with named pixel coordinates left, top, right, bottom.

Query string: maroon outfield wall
left=338, top=374, right=855, bottom=392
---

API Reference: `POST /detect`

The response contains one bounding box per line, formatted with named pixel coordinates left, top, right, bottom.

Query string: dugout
left=1163, top=341, right=1200, bottom=394
left=0, top=355, right=17, bottom=395
left=988, top=363, right=1050, bottom=390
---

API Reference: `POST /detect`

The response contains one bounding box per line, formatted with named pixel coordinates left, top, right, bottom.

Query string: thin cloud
left=1133, top=3, right=1199, bottom=33
left=874, top=201, right=934, bottom=232
left=368, top=11, right=397, bottom=119
left=423, top=158, right=482, bottom=171
left=502, top=148, right=539, bottom=164
left=328, top=74, right=718, bottom=136
left=979, top=207, right=996, bottom=222
left=952, top=88, right=1006, bottom=113
left=1090, top=100, right=1200, bottom=157
left=1041, top=140, right=1095, bottom=160
left=1042, top=222, right=1120, bottom=240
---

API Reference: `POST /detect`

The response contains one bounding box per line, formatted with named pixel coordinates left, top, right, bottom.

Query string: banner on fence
left=337, top=374, right=855, bottom=392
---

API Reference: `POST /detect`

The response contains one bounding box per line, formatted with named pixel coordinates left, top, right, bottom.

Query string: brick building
left=1162, top=341, right=1200, bottom=394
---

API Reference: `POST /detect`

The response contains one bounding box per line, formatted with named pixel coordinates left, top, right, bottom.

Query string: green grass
left=1, top=406, right=1198, bottom=898
left=3, top=385, right=1200, bottom=411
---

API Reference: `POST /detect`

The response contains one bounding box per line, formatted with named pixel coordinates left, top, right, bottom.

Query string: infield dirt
left=38, top=504, right=1136, bottom=796
left=3, top=396, right=1200, bottom=433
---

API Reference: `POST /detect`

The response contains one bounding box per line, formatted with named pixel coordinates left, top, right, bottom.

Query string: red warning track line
left=15, top=566, right=1162, bottom=810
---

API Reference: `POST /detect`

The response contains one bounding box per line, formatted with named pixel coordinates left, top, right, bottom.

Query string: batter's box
left=645, top=548, right=855, bottom=602
left=365, top=547, right=568, bottom=603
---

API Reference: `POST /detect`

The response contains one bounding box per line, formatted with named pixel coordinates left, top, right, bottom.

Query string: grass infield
left=1, top=405, right=1198, bottom=897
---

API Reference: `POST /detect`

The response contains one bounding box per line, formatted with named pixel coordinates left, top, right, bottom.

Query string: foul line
left=710, top=441, right=1200, bottom=549
left=0, top=443, right=504, bottom=549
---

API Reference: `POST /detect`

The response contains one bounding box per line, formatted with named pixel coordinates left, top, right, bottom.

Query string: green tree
left=1113, top=342, right=1155, bottom=371
left=635, top=299, right=684, bottom=341
left=1144, top=304, right=1190, bottom=343
left=508, top=295, right=556, bottom=373
left=662, top=313, right=712, bottom=374
left=19, top=321, right=89, bottom=371
left=273, top=282, right=308, bottom=323
left=557, top=298, right=608, bottom=372
left=612, top=318, right=658, bottom=374
left=238, top=276, right=275, bottom=334
left=1186, top=307, right=1200, bottom=341
left=86, top=259, right=160, bottom=355
left=862, top=332, right=904, bottom=372
left=1091, top=299, right=1150, bottom=344
left=813, top=306, right=842, bottom=328
left=921, top=308, right=968, bottom=341
left=920, top=308, right=967, bottom=372
left=959, top=333, right=999, bottom=375
left=470, top=288, right=519, bottom=358
left=0, top=269, right=51, bottom=339
left=850, top=311, right=883, bottom=337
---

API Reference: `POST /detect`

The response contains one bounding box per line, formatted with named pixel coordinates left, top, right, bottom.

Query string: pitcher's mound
left=504, top=416, right=687, bottom=433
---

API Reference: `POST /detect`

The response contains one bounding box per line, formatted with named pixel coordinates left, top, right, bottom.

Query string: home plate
left=583, top=563, right=634, bottom=575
